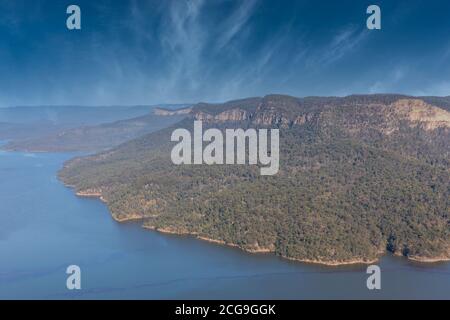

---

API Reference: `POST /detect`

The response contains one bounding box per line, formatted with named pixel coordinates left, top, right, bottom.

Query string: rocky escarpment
left=154, top=107, right=193, bottom=116
left=391, top=99, right=450, bottom=130
left=191, top=96, right=450, bottom=135
left=192, top=97, right=319, bottom=127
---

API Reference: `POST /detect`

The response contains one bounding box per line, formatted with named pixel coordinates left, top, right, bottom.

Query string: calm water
left=0, top=150, right=449, bottom=300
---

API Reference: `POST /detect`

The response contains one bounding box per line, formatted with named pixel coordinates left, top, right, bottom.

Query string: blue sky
left=0, top=0, right=450, bottom=106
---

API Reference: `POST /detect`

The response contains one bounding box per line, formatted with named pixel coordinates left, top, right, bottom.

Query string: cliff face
left=192, top=96, right=450, bottom=134
left=154, top=107, right=193, bottom=116
left=192, top=95, right=313, bottom=126
left=391, top=99, right=450, bottom=130
left=59, top=94, right=450, bottom=265
left=194, top=108, right=250, bottom=122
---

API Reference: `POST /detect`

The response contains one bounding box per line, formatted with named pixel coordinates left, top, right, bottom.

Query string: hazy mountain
left=3, top=113, right=186, bottom=152
left=0, top=121, right=63, bottom=141
left=59, top=94, right=450, bottom=265
left=0, top=105, right=160, bottom=125
left=0, top=104, right=190, bottom=150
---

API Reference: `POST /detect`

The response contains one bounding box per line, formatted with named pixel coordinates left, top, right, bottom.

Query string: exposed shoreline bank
left=143, top=225, right=380, bottom=266
left=70, top=186, right=450, bottom=267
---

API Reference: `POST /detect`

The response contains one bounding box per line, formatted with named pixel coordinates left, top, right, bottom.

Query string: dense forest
left=59, top=94, right=450, bottom=264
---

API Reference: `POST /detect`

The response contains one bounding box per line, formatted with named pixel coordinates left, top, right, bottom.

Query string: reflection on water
left=0, top=151, right=449, bottom=299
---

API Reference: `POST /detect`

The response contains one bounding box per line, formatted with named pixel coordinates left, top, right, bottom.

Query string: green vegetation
left=59, top=94, right=450, bottom=264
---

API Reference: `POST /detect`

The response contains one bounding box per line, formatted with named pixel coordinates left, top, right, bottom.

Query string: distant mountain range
left=0, top=104, right=190, bottom=151
left=0, top=105, right=157, bottom=125
left=2, top=113, right=185, bottom=152
left=0, top=121, right=63, bottom=141
left=59, top=94, right=449, bottom=265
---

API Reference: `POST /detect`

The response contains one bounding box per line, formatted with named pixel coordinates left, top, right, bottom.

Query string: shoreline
left=143, top=225, right=380, bottom=266
left=112, top=214, right=145, bottom=223
left=75, top=190, right=107, bottom=203
left=70, top=186, right=450, bottom=267
left=74, top=190, right=144, bottom=222
left=408, top=255, right=450, bottom=263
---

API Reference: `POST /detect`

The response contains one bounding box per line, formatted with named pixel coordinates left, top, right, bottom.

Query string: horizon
left=1, top=92, right=449, bottom=109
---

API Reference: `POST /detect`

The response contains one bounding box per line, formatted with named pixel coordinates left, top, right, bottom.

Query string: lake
left=0, top=150, right=449, bottom=299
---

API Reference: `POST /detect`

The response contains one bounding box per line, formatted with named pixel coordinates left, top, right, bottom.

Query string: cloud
left=154, top=0, right=260, bottom=102
left=215, top=0, right=259, bottom=50
left=214, top=22, right=306, bottom=101
left=442, top=42, right=450, bottom=62
left=1, top=0, right=450, bottom=107
left=157, top=0, right=206, bottom=99
left=214, top=36, right=284, bottom=101
left=307, top=26, right=369, bottom=68
left=369, top=67, right=407, bottom=94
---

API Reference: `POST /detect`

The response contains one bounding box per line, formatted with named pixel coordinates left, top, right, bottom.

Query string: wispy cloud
left=307, top=26, right=369, bottom=68
left=215, top=32, right=287, bottom=101
left=215, top=0, right=259, bottom=50
left=1, top=0, right=450, bottom=106
left=369, top=67, right=408, bottom=94
left=157, top=0, right=207, bottom=99
left=154, top=0, right=261, bottom=102
left=442, top=42, right=450, bottom=62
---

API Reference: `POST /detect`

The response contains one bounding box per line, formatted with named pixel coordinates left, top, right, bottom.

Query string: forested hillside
left=59, top=94, right=450, bottom=265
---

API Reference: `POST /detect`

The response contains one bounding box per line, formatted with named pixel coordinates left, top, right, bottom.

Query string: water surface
left=0, top=151, right=449, bottom=299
